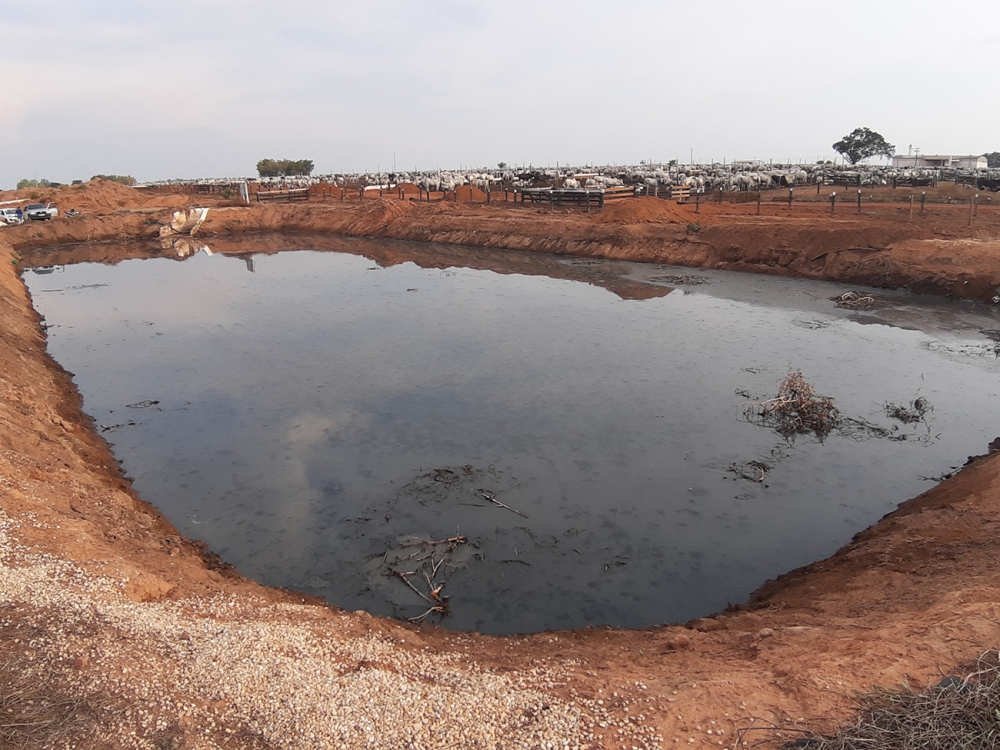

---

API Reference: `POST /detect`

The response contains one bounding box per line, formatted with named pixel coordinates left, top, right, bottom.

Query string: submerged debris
left=99, top=420, right=137, bottom=433
left=743, top=370, right=841, bottom=439
left=125, top=400, right=160, bottom=409
left=884, top=397, right=931, bottom=424
left=729, top=460, right=771, bottom=483
left=925, top=339, right=1000, bottom=360
left=372, top=534, right=471, bottom=624
left=649, top=274, right=709, bottom=286
left=741, top=373, right=938, bottom=452
left=475, top=489, right=527, bottom=518
left=831, top=291, right=879, bottom=310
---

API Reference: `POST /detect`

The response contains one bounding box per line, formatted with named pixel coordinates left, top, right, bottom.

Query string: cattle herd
left=137, top=161, right=1000, bottom=194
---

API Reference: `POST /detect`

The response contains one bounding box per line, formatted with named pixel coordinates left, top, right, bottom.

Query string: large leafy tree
left=256, top=159, right=315, bottom=177
left=984, top=152, right=1000, bottom=168
left=832, top=128, right=895, bottom=165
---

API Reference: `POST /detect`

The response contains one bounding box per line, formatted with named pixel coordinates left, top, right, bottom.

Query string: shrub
left=90, top=175, right=136, bottom=186
left=17, top=179, right=52, bottom=190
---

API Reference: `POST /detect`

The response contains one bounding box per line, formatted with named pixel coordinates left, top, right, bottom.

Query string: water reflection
left=21, top=240, right=1000, bottom=633
left=160, top=236, right=212, bottom=258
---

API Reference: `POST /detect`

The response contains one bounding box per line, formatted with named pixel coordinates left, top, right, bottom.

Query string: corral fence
left=236, top=178, right=996, bottom=220
left=256, top=187, right=309, bottom=203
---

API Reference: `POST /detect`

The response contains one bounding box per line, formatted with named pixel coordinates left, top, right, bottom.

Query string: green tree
left=832, top=128, right=895, bottom=165
left=17, top=178, right=52, bottom=189
left=984, top=152, right=1000, bottom=168
left=256, top=159, right=314, bottom=177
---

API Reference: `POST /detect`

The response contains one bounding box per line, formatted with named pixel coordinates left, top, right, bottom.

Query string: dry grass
left=0, top=611, right=114, bottom=749
left=772, top=650, right=1000, bottom=750
left=743, top=371, right=841, bottom=439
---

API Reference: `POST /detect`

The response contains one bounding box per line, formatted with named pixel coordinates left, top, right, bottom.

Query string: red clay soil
left=0, top=178, right=238, bottom=215
left=8, top=184, right=999, bottom=302
left=455, top=184, right=489, bottom=202
left=3, top=181, right=1000, bottom=748
left=593, top=196, right=694, bottom=224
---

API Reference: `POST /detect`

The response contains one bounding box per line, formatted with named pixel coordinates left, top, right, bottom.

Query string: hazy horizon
left=3, top=0, right=998, bottom=189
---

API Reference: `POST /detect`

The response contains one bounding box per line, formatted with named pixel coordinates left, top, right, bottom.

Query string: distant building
left=892, top=154, right=988, bottom=169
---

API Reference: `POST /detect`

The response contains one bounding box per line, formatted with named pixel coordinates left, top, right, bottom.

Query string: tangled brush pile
left=784, top=650, right=1000, bottom=750
left=743, top=371, right=841, bottom=439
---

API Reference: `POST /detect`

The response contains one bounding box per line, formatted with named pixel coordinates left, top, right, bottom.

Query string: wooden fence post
left=920, top=191, right=926, bottom=214
left=696, top=191, right=700, bottom=213
left=756, top=191, right=761, bottom=215
left=909, top=195, right=914, bottom=222
left=788, top=187, right=793, bottom=208
left=857, top=189, right=862, bottom=213
left=830, top=192, right=836, bottom=214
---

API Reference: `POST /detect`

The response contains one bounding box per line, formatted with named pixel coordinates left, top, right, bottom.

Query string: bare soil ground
left=3, top=180, right=1000, bottom=749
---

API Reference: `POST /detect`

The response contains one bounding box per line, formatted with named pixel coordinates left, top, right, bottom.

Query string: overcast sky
left=2, top=0, right=997, bottom=187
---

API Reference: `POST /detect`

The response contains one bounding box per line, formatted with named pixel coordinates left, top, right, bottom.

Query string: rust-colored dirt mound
left=455, top=184, right=488, bottom=202
left=594, top=196, right=696, bottom=225
left=0, top=178, right=221, bottom=216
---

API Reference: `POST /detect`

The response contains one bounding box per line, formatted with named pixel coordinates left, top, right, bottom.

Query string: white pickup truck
left=25, top=202, right=59, bottom=221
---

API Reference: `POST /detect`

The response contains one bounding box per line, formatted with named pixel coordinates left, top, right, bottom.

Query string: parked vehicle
left=0, top=208, right=24, bottom=226
left=25, top=202, right=58, bottom=220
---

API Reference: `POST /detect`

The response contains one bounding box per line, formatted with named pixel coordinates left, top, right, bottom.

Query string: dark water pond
left=23, top=238, right=1000, bottom=633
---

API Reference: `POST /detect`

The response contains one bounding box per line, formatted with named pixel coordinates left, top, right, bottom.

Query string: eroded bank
left=3, top=199, right=1000, bottom=748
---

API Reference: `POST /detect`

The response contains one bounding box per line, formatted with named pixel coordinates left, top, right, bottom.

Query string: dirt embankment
left=4, top=182, right=1000, bottom=748
left=4, top=182, right=1000, bottom=303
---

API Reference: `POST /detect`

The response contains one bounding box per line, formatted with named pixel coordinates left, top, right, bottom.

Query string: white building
left=892, top=154, right=988, bottom=169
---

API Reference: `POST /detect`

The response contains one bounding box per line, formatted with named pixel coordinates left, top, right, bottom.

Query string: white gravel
left=0, top=509, right=663, bottom=749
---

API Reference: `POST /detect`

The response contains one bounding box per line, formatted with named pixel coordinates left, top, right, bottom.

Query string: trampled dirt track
left=3, top=181, right=1000, bottom=749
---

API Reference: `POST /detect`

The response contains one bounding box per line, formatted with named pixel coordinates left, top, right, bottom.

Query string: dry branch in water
left=475, top=489, right=527, bottom=518
left=380, top=535, right=469, bottom=623
left=743, top=370, right=841, bottom=439
left=885, top=397, right=930, bottom=424
left=831, top=291, right=879, bottom=309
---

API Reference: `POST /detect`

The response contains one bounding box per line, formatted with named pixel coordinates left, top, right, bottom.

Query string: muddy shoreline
left=6, top=196, right=1000, bottom=302
left=3, top=194, right=1000, bottom=748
